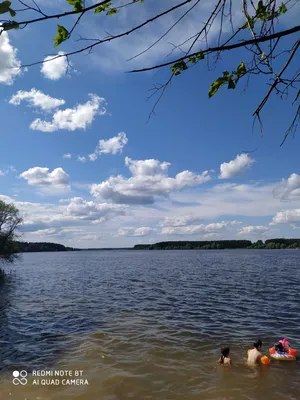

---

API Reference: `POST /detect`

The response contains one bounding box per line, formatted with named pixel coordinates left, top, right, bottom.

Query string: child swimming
left=247, top=340, right=262, bottom=364
left=274, top=338, right=289, bottom=353
left=217, top=345, right=231, bottom=366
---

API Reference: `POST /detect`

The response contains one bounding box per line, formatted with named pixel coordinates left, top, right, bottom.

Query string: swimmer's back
left=247, top=348, right=262, bottom=363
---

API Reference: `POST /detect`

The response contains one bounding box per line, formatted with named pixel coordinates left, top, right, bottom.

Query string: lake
left=0, top=250, right=299, bottom=399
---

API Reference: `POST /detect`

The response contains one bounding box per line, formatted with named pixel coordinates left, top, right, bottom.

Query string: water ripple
left=0, top=250, right=299, bottom=399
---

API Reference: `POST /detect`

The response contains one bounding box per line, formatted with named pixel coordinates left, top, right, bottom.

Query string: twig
left=127, top=0, right=202, bottom=62
left=130, top=25, right=300, bottom=73
left=20, top=0, right=197, bottom=69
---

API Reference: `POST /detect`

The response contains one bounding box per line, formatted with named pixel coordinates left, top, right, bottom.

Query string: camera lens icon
left=12, top=370, right=28, bottom=385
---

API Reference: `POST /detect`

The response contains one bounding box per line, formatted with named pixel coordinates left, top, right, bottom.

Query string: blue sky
left=0, top=0, right=299, bottom=247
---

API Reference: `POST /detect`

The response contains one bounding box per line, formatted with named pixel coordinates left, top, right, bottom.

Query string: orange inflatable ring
left=247, top=350, right=270, bottom=364
left=269, top=346, right=297, bottom=361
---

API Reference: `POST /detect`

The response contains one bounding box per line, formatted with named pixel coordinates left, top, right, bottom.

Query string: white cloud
left=0, top=196, right=126, bottom=243
left=66, top=197, right=126, bottom=223
left=0, top=170, right=5, bottom=176
left=19, top=167, right=70, bottom=191
left=63, top=153, right=72, bottom=159
left=9, top=88, right=65, bottom=111
left=125, top=156, right=169, bottom=176
left=161, top=221, right=241, bottom=236
left=91, top=157, right=211, bottom=204
left=117, top=226, right=155, bottom=236
left=273, top=173, right=300, bottom=200
left=203, top=233, right=221, bottom=239
left=87, top=132, right=128, bottom=161
left=89, top=153, right=97, bottom=161
left=219, top=154, right=255, bottom=179
left=98, top=132, right=128, bottom=155
left=41, top=52, right=68, bottom=80
left=30, top=94, right=107, bottom=132
left=79, top=234, right=101, bottom=241
left=77, top=156, right=86, bottom=163
left=271, top=209, right=300, bottom=226
left=238, top=225, right=269, bottom=236
left=160, top=215, right=202, bottom=227
left=0, top=32, right=21, bottom=85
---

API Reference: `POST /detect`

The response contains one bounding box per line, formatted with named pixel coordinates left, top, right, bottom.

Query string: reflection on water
left=0, top=250, right=299, bottom=399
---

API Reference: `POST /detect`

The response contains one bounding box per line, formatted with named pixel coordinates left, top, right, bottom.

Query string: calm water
left=0, top=250, right=299, bottom=400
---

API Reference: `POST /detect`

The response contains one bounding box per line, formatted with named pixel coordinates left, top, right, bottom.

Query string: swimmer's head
left=253, top=340, right=262, bottom=349
left=221, top=345, right=230, bottom=357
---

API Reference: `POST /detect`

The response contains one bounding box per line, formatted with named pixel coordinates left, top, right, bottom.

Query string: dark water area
left=0, top=250, right=299, bottom=399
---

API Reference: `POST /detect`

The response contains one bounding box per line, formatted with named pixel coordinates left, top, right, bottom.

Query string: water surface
left=0, top=250, right=299, bottom=399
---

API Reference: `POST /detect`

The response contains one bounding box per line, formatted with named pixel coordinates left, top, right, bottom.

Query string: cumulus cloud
left=271, top=209, right=300, bottom=226
left=87, top=132, right=128, bottom=161
left=125, top=156, right=170, bottom=176
left=41, top=52, right=68, bottom=80
left=0, top=170, right=5, bottom=176
left=9, top=88, right=65, bottom=111
left=219, top=154, right=255, bottom=179
left=0, top=195, right=126, bottom=242
left=273, top=173, right=300, bottom=200
left=99, top=132, right=128, bottom=155
left=77, top=156, right=86, bottom=163
left=238, top=225, right=269, bottom=236
left=66, top=197, right=126, bottom=223
left=91, top=157, right=211, bottom=204
left=30, top=94, right=107, bottom=132
left=0, top=32, right=21, bottom=85
left=161, top=221, right=241, bottom=236
left=19, top=167, right=70, bottom=192
left=63, top=153, right=72, bottom=159
left=117, top=226, right=155, bottom=236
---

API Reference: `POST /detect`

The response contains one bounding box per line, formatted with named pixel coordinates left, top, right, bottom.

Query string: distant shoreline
left=16, top=239, right=300, bottom=252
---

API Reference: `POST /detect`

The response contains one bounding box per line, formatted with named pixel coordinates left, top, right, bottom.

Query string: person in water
left=217, top=345, right=231, bottom=366
left=247, top=340, right=262, bottom=363
left=274, top=338, right=289, bottom=353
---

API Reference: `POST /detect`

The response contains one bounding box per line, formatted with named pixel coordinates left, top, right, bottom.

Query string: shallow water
left=0, top=250, right=299, bottom=399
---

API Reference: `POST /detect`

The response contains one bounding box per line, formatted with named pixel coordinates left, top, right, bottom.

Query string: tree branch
left=253, top=40, right=300, bottom=118
left=129, top=25, right=300, bottom=73
left=20, top=0, right=197, bottom=69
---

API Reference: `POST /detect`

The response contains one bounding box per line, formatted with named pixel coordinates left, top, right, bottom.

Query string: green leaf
left=257, top=0, right=264, bottom=12
left=0, top=0, right=15, bottom=16
left=208, top=77, right=226, bottom=98
left=237, top=61, right=246, bottom=76
left=1, top=20, right=19, bottom=31
left=196, top=51, right=204, bottom=60
left=279, top=3, right=287, bottom=14
left=106, top=7, right=118, bottom=15
left=0, top=1, right=11, bottom=13
left=66, top=0, right=83, bottom=11
left=189, top=56, right=196, bottom=64
left=228, top=78, right=235, bottom=89
left=94, top=2, right=112, bottom=13
left=53, top=24, right=69, bottom=48
left=170, top=60, right=188, bottom=75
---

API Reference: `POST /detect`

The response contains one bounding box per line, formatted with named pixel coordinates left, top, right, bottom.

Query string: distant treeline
left=17, top=242, right=77, bottom=253
left=134, top=239, right=300, bottom=250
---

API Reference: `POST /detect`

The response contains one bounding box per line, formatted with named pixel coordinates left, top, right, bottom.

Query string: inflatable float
left=269, top=346, right=297, bottom=361
left=247, top=350, right=270, bottom=364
